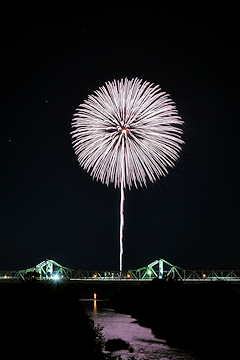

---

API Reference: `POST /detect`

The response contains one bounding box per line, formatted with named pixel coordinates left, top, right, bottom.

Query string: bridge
left=1, top=258, right=240, bottom=283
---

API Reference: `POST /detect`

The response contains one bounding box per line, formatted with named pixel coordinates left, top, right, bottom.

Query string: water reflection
left=93, top=300, right=97, bottom=313
left=93, top=293, right=97, bottom=313
left=86, top=301, right=198, bottom=360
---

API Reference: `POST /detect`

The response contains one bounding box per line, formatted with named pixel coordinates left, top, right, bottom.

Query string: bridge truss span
left=1, top=258, right=240, bottom=283
left=128, top=259, right=183, bottom=280
left=182, top=269, right=240, bottom=282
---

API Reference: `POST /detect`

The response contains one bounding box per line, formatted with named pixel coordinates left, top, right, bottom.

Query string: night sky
left=1, top=2, right=239, bottom=271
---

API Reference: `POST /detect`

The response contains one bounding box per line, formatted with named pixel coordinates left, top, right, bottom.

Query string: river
left=84, top=299, right=198, bottom=360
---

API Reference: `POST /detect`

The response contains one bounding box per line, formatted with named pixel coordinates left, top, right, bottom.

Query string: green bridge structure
left=1, top=258, right=240, bottom=283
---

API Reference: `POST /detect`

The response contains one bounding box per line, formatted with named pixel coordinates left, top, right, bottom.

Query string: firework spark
left=71, top=78, right=184, bottom=271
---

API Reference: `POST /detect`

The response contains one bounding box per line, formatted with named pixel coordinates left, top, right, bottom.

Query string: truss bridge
left=1, top=258, right=240, bottom=283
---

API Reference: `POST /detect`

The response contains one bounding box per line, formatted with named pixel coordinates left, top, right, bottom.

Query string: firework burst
left=71, top=78, right=184, bottom=271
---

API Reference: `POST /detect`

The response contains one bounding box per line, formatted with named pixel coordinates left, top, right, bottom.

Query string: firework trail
left=71, top=78, right=184, bottom=272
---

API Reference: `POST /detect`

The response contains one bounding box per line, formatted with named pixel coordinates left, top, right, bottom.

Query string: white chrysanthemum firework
left=71, top=78, right=183, bottom=189
left=71, top=78, right=184, bottom=271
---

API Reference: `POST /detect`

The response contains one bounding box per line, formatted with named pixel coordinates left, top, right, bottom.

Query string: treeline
left=108, top=279, right=240, bottom=359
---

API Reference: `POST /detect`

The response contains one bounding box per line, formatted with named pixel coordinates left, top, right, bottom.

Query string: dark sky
left=1, top=1, right=239, bottom=271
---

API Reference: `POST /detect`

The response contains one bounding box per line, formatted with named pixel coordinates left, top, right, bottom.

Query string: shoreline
left=2, top=279, right=239, bottom=359
left=107, top=279, right=240, bottom=359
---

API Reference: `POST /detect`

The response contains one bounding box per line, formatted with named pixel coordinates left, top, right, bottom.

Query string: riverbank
left=2, top=279, right=239, bottom=359
left=107, top=279, right=240, bottom=359
left=0, top=282, right=105, bottom=358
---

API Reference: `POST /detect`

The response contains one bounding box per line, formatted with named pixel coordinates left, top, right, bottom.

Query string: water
left=85, top=300, right=198, bottom=360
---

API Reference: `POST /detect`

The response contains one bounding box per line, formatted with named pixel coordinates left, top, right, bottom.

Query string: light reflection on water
left=85, top=301, right=198, bottom=360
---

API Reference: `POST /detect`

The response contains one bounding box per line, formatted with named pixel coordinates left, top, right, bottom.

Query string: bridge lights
left=202, top=273, right=206, bottom=279
left=93, top=274, right=97, bottom=278
left=127, top=274, right=131, bottom=279
left=53, top=274, right=59, bottom=281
